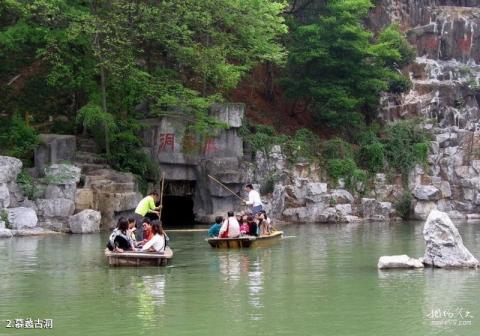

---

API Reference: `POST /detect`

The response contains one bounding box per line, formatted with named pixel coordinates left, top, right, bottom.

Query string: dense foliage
left=282, top=0, right=415, bottom=134
left=1, top=0, right=423, bottom=197
left=1, top=0, right=287, bottom=175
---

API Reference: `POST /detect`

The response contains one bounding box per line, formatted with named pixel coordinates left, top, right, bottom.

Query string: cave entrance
left=160, top=181, right=196, bottom=227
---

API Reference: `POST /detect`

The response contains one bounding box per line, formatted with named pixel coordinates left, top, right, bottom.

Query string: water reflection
left=142, top=274, right=167, bottom=306
left=218, top=252, right=241, bottom=284
left=247, top=257, right=264, bottom=321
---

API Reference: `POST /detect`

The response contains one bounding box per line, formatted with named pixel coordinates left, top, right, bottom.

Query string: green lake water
left=0, top=221, right=479, bottom=336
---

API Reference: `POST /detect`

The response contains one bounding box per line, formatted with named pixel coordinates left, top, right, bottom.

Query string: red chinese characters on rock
left=204, top=138, right=219, bottom=155
left=158, top=133, right=175, bottom=152
left=423, top=35, right=439, bottom=53
left=458, top=36, right=473, bottom=54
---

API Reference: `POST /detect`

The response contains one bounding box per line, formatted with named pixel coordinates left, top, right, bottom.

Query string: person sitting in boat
left=208, top=216, right=224, bottom=237
left=134, top=191, right=162, bottom=227
left=240, top=219, right=250, bottom=235
left=243, top=184, right=263, bottom=215
left=247, top=215, right=258, bottom=237
left=107, top=217, right=134, bottom=252
left=136, top=218, right=153, bottom=246
left=257, top=212, right=271, bottom=236
left=218, top=211, right=240, bottom=238
left=140, top=221, right=167, bottom=253
left=127, top=217, right=137, bottom=243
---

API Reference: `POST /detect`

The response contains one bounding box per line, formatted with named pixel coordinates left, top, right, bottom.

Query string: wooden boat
left=105, top=247, right=173, bottom=267
left=207, top=231, right=284, bottom=248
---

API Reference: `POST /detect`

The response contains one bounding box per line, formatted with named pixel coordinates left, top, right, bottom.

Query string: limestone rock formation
left=34, top=134, right=76, bottom=175
left=423, top=209, right=479, bottom=268
left=0, top=156, right=22, bottom=184
left=69, top=209, right=101, bottom=233
left=361, top=198, right=392, bottom=221
left=7, top=207, right=38, bottom=230
left=44, top=164, right=81, bottom=184
left=413, top=185, right=441, bottom=201
left=0, top=183, right=10, bottom=209
left=378, top=255, right=424, bottom=269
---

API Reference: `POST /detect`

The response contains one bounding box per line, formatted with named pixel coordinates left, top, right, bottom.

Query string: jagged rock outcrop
left=0, top=156, right=22, bottom=210
left=362, top=198, right=393, bottom=221
left=372, top=1, right=480, bottom=218
left=423, top=209, right=479, bottom=267
left=378, top=255, right=424, bottom=269
left=34, top=134, right=76, bottom=175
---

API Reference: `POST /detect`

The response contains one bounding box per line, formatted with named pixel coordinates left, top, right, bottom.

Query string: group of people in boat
left=106, top=191, right=168, bottom=253
left=208, top=210, right=272, bottom=239
left=106, top=183, right=269, bottom=251
left=208, top=184, right=273, bottom=238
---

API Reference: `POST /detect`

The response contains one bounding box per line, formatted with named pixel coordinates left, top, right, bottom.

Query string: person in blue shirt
left=208, top=216, right=224, bottom=237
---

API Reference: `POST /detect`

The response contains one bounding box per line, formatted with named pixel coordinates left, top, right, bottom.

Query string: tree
left=282, top=0, right=414, bottom=134
left=1, top=0, right=287, bottom=173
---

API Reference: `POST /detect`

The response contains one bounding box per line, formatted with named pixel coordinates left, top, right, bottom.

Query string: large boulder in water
left=69, top=209, right=101, bottom=234
left=423, top=210, right=479, bottom=268
left=378, top=255, right=424, bottom=269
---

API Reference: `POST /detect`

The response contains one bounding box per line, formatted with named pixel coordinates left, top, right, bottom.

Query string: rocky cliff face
left=373, top=1, right=480, bottom=220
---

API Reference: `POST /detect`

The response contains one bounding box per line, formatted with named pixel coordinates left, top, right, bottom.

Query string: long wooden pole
left=207, top=175, right=244, bottom=201
left=159, top=172, right=165, bottom=218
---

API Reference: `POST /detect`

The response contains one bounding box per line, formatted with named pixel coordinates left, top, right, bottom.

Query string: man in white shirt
left=244, top=184, right=264, bottom=215
left=218, top=211, right=240, bottom=238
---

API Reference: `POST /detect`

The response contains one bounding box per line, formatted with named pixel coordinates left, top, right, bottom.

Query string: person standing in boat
left=218, top=211, right=240, bottom=238
left=243, top=184, right=263, bottom=215
left=134, top=191, right=162, bottom=238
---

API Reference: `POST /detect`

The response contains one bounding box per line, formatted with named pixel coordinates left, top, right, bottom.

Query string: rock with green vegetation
left=44, top=164, right=81, bottom=185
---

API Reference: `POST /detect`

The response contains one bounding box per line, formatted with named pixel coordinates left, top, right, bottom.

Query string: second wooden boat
left=207, top=231, right=283, bottom=248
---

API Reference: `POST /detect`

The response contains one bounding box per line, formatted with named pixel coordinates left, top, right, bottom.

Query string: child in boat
left=107, top=217, right=134, bottom=252
left=141, top=221, right=167, bottom=253
left=240, top=215, right=250, bottom=235
left=208, top=216, right=224, bottom=237
left=127, top=217, right=137, bottom=243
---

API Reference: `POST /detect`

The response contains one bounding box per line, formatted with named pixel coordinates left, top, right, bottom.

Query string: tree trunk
left=100, top=65, right=110, bottom=156
left=265, top=61, right=275, bottom=102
